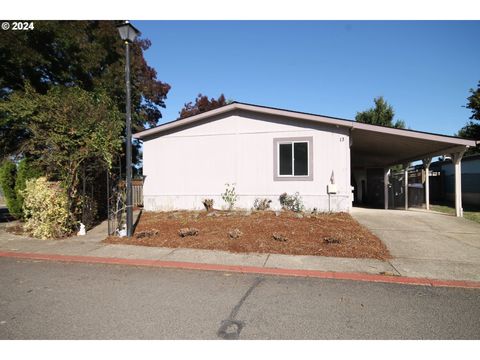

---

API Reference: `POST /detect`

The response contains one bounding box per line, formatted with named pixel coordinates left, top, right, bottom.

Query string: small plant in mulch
left=221, top=183, right=238, bottom=210
left=253, top=198, right=272, bottom=211
left=323, top=237, right=341, bottom=244
left=178, top=227, right=199, bottom=237
left=228, top=228, right=243, bottom=239
left=202, top=198, right=214, bottom=212
left=272, top=233, right=288, bottom=242
left=279, top=192, right=305, bottom=213
left=135, top=229, right=159, bottom=239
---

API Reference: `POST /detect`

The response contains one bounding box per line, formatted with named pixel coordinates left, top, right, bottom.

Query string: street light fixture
left=117, top=21, right=141, bottom=237
left=117, top=21, right=141, bottom=43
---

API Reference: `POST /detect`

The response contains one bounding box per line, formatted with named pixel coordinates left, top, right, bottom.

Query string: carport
left=350, top=123, right=477, bottom=217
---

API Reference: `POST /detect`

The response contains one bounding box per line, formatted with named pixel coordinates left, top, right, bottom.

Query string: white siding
left=143, top=111, right=351, bottom=212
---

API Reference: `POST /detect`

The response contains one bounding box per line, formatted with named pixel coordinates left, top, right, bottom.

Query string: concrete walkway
left=0, top=207, right=479, bottom=284
left=351, top=207, right=480, bottom=282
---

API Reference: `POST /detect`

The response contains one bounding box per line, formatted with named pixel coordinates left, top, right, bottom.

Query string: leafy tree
left=178, top=94, right=229, bottom=119
left=465, top=81, right=480, bottom=121
left=0, top=160, right=21, bottom=217
left=457, top=81, right=480, bottom=154
left=0, top=20, right=170, bottom=160
left=457, top=121, right=480, bottom=140
left=355, top=96, right=406, bottom=129
left=0, top=84, right=124, bottom=218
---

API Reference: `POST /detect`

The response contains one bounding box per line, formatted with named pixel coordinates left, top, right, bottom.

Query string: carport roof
left=134, top=102, right=478, bottom=167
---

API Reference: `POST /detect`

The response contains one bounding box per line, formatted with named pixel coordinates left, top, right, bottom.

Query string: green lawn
left=430, top=204, right=480, bottom=224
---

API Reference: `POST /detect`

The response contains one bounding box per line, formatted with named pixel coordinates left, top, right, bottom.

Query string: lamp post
left=117, top=21, right=141, bottom=237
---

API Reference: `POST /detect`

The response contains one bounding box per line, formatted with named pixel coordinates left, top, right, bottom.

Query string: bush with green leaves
left=15, top=159, right=42, bottom=203
left=22, top=177, right=74, bottom=239
left=279, top=192, right=305, bottom=213
left=0, top=159, right=42, bottom=219
left=221, top=183, right=238, bottom=210
left=0, top=160, right=21, bottom=217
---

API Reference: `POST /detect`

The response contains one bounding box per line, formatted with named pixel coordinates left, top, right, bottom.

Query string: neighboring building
left=134, top=102, right=477, bottom=216
left=430, top=154, right=480, bottom=207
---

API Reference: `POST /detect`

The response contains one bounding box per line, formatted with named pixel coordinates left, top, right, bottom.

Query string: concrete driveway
left=351, top=207, right=480, bottom=281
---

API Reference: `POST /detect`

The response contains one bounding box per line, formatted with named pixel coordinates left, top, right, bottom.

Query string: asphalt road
left=0, top=257, right=479, bottom=339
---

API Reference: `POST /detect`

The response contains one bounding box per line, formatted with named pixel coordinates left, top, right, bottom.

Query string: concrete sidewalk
left=1, top=205, right=480, bottom=285
left=0, top=218, right=479, bottom=285
left=0, top=230, right=395, bottom=275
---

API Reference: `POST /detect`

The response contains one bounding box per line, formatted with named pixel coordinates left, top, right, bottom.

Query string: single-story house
left=134, top=102, right=478, bottom=216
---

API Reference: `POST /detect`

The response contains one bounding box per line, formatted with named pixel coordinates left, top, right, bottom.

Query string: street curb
left=1, top=250, right=480, bottom=289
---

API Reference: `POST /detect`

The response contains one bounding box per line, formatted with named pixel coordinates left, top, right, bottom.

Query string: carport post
left=423, top=157, right=432, bottom=210
left=383, top=168, right=390, bottom=210
left=403, top=163, right=409, bottom=210
left=451, top=150, right=466, bottom=217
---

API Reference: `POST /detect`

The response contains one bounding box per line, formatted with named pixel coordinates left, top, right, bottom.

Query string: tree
left=355, top=97, right=406, bottom=129
left=457, top=81, right=480, bottom=154
left=0, top=84, right=124, bottom=219
left=457, top=122, right=480, bottom=139
left=178, top=94, right=229, bottom=119
left=0, top=21, right=171, bottom=160
left=466, top=81, right=480, bottom=121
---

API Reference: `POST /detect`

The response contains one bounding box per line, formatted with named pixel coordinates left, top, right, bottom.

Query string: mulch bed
left=105, top=210, right=391, bottom=260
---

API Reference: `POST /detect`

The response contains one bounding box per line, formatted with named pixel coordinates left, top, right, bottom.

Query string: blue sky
left=134, top=20, right=480, bottom=136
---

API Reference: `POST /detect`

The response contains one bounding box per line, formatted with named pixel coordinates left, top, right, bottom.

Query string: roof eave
left=133, top=102, right=477, bottom=148
left=133, top=103, right=239, bottom=139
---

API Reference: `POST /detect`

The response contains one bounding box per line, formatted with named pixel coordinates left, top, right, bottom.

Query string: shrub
left=14, top=158, right=41, bottom=214
left=221, top=183, right=238, bottom=210
left=0, top=159, right=42, bottom=219
left=253, top=198, right=272, bottom=211
left=202, top=198, right=214, bottom=211
left=279, top=192, right=305, bottom=212
left=22, top=177, right=74, bottom=239
left=0, top=160, right=22, bottom=218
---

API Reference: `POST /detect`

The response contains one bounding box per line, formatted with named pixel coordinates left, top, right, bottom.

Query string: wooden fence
left=132, top=180, right=143, bottom=207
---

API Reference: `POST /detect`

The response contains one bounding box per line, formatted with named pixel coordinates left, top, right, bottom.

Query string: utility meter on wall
left=327, top=184, right=337, bottom=194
